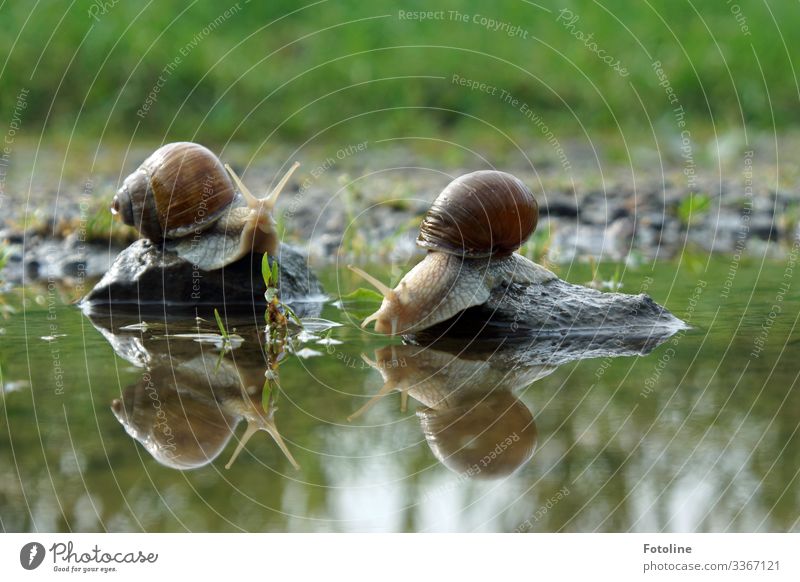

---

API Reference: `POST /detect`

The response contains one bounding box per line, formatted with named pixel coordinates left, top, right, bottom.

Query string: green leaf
left=261, top=377, right=272, bottom=413
left=335, top=288, right=383, bottom=320
left=271, top=260, right=279, bottom=287
left=283, top=303, right=303, bottom=327
left=338, top=288, right=384, bottom=304
left=214, top=308, right=228, bottom=339
left=261, top=254, right=272, bottom=286
left=678, top=192, right=711, bottom=225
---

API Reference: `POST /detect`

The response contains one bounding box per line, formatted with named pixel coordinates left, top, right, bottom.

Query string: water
left=1, top=258, right=798, bottom=532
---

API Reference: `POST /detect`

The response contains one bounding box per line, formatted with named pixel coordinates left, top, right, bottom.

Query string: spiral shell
left=111, top=142, right=237, bottom=242
left=417, top=170, right=538, bottom=258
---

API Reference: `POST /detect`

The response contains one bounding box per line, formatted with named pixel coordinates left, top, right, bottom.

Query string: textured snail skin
left=354, top=170, right=552, bottom=335
left=363, top=252, right=555, bottom=335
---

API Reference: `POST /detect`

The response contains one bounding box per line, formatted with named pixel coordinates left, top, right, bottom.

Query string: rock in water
left=409, top=276, right=687, bottom=345
left=81, top=239, right=323, bottom=314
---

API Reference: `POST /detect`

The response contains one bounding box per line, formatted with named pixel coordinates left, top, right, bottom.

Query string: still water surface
left=1, top=258, right=798, bottom=532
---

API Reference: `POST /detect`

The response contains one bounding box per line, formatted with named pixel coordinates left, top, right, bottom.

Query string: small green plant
left=218, top=256, right=305, bottom=471
left=519, top=222, right=554, bottom=266
left=212, top=307, right=236, bottom=371
left=678, top=192, right=712, bottom=226
left=0, top=241, right=9, bottom=276
left=586, top=258, right=624, bottom=291
left=260, top=253, right=305, bottom=412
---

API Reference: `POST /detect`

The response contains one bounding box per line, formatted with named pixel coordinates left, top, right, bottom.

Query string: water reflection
left=349, top=320, right=680, bottom=479
left=88, top=313, right=298, bottom=471
left=87, top=306, right=680, bottom=481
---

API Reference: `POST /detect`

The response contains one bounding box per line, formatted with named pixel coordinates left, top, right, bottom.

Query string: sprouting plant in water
left=587, top=258, right=624, bottom=291
left=212, top=307, right=237, bottom=371
left=519, top=221, right=557, bottom=272
left=260, top=253, right=304, bottom=411
left=677, top=192, right=711, bottom=226
left=217, top=255, right=305, bottom=471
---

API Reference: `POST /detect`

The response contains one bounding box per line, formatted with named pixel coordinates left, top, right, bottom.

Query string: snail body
left=350, top=170, right=555, bottom=335
left=111, top=142, right=299, bottom=271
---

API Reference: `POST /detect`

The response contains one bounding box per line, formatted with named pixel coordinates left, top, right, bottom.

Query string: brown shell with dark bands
left=113, top=142, right=236, bottom=242
left=416, top=170, right=538, bottom=258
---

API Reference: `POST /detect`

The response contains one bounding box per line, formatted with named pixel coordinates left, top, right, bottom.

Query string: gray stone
left=81, top=239, right=323, bottom=315
left=410, top=275, right=687, bottom=347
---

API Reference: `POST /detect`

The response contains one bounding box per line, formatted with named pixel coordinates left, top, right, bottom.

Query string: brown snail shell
left=349, top=170, right=553, bottom=335
left=111, top=142, right=236, bottom=242
left=111, top=142, right=299, bottom=271
left=417, top=170, right=538, bottom=258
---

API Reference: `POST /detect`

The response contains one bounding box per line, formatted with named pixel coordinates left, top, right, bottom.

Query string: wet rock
left=81, top=239, right=323, bottom=315
left=410, top=275, right=686, bottom=347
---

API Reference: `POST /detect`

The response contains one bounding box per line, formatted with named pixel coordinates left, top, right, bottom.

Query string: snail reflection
left=349, top=344, right=551, bottom=479
left=350, top=328, right=679, bottom=479
left=88, top=312, right=299, bottom=471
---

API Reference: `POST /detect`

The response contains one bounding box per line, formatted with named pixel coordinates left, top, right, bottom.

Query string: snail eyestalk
left=347, top=264, right=399, bottom=331
left=226, top=161, right=299, bottom=235
left=347, top=265, right=394, bottom=298
left=225, top=161, right=300, bottom=210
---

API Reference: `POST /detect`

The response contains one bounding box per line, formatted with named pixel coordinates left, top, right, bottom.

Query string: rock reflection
left=351, top=323, right=680, bottom=479
left=88, top=313, right=298, bottom=471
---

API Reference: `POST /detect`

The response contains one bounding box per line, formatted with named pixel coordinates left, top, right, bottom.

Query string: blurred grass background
left=0, top=0, right=798, bottom=146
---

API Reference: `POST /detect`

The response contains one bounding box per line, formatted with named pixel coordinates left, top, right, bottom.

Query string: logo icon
left=20, top=542, right=46, bottom=570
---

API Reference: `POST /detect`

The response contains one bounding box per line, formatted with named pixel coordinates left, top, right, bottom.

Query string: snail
left=111, top=141, right=299, bottom=271
left=349, top=170, right=556, bottom=335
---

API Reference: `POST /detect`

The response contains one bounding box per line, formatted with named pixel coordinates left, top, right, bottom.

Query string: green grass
left=0, top=241, right=9, bottom=277
left=678, top=192, right=712, bottom=226
left=1, top=1, right=797, bottom=146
